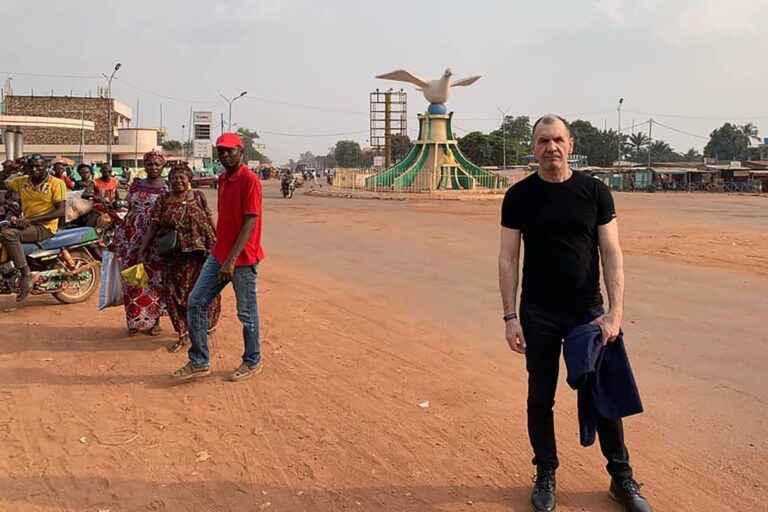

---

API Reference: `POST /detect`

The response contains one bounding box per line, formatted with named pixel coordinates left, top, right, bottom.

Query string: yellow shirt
left=6, top=175, right=67, bottom=233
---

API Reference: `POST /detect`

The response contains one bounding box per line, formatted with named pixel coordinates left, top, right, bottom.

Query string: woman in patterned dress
left=138, top=162, right=221, bottom=352
left=112, top=151, right=167, bottom=336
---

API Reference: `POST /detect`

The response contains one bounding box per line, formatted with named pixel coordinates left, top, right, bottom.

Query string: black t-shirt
left=501, top=171, right=616, bottom=310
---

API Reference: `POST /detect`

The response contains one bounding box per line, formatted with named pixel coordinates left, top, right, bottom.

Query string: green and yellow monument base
left=366, top=108, right=508, bottom=192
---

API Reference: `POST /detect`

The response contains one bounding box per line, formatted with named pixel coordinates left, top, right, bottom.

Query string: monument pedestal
left=366, top=110, right=507, bottom=192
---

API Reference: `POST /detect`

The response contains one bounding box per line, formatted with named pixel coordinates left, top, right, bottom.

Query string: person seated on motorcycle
left=74, top=164, right=96, bottom=199
left=94, top=163, right=121, bottom=203
left=69, top=164, right=102, bottom=228
left=0, top=154, right=67, bottom=301
left=52, top=161, right=75, bottom=190
left=280, top=169, right=293, bottom=187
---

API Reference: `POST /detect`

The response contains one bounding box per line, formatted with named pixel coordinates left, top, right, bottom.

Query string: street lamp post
left=617, top=97, right=624, bottom=168
left=181, top=124, right=186, bottom=159
left=497, top=107, right=510, bottom=170
left=102, top=63, right=121, bottom=164
left=219, top=91, right=247, bottom=131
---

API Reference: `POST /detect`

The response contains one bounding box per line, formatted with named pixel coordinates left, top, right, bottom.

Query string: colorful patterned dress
left=150, top=190, right=221, bottom=336
left=113, top=180, right=167, bottom=331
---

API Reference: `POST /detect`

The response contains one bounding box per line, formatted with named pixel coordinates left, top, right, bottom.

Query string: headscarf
left=143, top=150, right=166, bottom=166
left=168, top=161, right=193, bottom=181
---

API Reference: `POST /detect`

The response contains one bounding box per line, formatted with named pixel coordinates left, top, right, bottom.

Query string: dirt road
left=0, top=182, right=765, bottom=511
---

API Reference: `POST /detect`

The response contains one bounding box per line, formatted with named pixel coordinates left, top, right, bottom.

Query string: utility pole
left=103, top=62, right=122, bottom=164
left=384, top=90, right=392, bottom=169
left=647, top=118, right=653, bottom=170
left=497, top=107, right=510, bottom=170
left=617, top=98, right=624, bottom=168
left=134, top=100, right=140, bottom=170
left=219, top=91, right=247, bottom=131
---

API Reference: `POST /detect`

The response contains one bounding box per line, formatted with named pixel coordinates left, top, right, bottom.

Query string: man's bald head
left=532, top=114, right=571, bottom=138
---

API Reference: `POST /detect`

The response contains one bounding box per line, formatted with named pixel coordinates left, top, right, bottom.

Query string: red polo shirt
left=211, top=164, right=265, bottom=266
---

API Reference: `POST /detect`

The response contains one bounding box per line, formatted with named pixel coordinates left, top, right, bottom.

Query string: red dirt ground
left=0, top=183, right=765, bottom=511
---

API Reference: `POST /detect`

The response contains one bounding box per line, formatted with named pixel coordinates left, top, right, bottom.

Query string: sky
left=2, top=0, right=766, bottom=164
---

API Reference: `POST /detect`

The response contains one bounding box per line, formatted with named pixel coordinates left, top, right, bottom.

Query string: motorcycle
left=0, top=219, right=102, bottom=304
left=281, top=178, right=296, bottom=199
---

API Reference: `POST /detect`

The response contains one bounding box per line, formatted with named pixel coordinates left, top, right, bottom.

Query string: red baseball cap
left=216, top=133, right=244, bottom=148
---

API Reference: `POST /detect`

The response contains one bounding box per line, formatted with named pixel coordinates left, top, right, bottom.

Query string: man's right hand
left=505, top=318, right=526, bottom=354
left=14, top=218, right=31, bottom=230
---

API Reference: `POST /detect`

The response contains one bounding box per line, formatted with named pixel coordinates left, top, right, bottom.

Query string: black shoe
left=531, top=466, right=556, bottom=512
left=16, top=274, right=34, bottom=302
left=610, top=477, right=652, bottom=512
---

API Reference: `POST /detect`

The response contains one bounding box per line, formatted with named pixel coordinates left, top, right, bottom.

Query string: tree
left=161, top=139, right=182, bottom=151
left=627, top=132, right=650, bottom=161
left=569, top=120, right=609, bottom=166
left=334, top=140, right=364, bottom=168
left=491, top=115, right=532, bottom=164
left=492, top=116, right=532, bottom=146
left=362, top=149, right=375, bottom=167
left=648, top=140, right=675, bottom=160
left=390, top=134, right=413, bottom=163
left=298, top=151, right=316, bottom=167
left=704, top=122, right=752, bottom=161
left=681, top=147, right=703, bottom=162
left=741, top=123, right=760, bottom=144
left=457, top=131, right=498, bottom=166
left=235, top=127, right=270, bottom=164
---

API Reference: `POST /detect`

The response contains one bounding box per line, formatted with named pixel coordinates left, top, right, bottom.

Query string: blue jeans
left=187, top=254, right=260, bottom=367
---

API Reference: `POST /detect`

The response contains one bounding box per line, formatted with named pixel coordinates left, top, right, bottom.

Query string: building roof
left=742, top=161, right=768, bottom=170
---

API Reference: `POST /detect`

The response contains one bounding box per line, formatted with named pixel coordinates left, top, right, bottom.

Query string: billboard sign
left=193, top=111, right=212, bottom=124
left=193, top=140, right=211, bottom=158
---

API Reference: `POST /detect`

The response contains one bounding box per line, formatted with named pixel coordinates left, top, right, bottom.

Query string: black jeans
left=520, top=303, right=633, bottom=480
left=0, top=225, right=53, bottom=269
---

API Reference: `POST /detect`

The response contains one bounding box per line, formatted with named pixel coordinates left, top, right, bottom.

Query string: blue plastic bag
left=98, top=250, right=123, bottom=311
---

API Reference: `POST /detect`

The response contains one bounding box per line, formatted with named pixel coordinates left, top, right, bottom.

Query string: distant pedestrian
left=171, top=132, right=264, bottom=382
left=498, top=115, right=652, bottom=512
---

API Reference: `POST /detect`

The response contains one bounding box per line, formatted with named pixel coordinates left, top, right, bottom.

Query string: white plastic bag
left=65, top=190, right=93, bottom=222
left=98, top=250, right=123, bottom=311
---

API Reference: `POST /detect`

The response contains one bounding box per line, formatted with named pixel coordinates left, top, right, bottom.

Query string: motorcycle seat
left=22, top=227, right=98, bottom=255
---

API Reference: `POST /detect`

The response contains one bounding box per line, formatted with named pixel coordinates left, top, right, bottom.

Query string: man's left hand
left=218, top=258, right=235, bottom=283
left=590, top=311, right=622, bottom=345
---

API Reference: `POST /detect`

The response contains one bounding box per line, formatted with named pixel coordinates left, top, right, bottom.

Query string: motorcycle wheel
left=53, top=250, right=100, bottom=304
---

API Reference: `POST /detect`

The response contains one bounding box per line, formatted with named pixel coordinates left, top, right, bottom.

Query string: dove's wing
left=376, top=69, right=430, bottom=88
left=450, top=75, right=481, bottom=87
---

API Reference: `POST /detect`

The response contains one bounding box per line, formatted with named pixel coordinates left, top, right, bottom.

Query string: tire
left=53, top=250, right=100, bottom=304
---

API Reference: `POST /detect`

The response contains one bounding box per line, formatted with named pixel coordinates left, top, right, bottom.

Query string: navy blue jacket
left=563, top=324, right=643, bottom=447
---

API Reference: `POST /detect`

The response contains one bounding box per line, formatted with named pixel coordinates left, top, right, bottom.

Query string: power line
left=114, top=78, right=219, bottom=104
left=652, top=120, right=709, bottom=140
left=242, top=96, right=365, bottom=115
left=624, top=108, right=768, bottom=121
left=255, top=128, right=369, bottom=138
left=0, top=70, right=100, bottom=79
left=618, top=120, right=651, bottom=133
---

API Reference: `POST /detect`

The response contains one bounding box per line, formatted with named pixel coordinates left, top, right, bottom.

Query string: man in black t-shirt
left=498, top=115, right=652, bottom=512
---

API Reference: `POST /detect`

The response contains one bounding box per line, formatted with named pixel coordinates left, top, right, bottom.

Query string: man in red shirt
left=171, top=132, right=265, bottom=382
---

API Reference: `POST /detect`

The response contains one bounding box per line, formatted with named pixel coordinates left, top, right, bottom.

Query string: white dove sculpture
left=376, top=68, right=481, bottom=105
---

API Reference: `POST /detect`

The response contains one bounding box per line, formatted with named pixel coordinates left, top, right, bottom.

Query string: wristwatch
left=503, top=312, right=517, bottom=322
